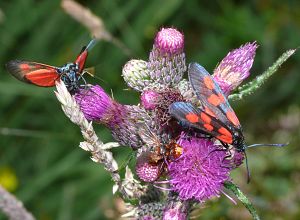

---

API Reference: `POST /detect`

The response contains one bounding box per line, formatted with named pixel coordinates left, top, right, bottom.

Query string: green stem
left=229, top=48, right=296, bottom=101
left=224, top=181, right=260, bottom=220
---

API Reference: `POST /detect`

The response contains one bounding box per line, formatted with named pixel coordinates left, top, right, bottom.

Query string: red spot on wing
left=207, top=94, right=221, bottom=106
left=216, top=135, right=233, bottom=144
left=204, top=123, right=214, bottom=131
left=204, top=107, right=216, bottom=118
left=186, top=113, right=199, bottom=123
left=200, top=112, right=211, bottom=124
left=218, top=93, right=225, bottom=103
left=25, top=69, right=59, bottom=87
left=204, top=76, right=214, bottom=90
left=226, top=111, right=240, bottom=127
left=20, top=63, right=31, bottom=71
left=218, top=127, right=232, bottom=137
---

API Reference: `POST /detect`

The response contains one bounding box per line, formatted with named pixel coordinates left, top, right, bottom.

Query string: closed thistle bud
left=122, top=59, right=151, bottom=91
left=148, top=28, right=186, bottom=86
left=213, top=42, right=258, bottom=95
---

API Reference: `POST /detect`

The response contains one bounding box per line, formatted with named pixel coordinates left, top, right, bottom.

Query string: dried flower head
left=213, top=42, right=258, bottom=95
left=153, top=88, right=184, bottom=126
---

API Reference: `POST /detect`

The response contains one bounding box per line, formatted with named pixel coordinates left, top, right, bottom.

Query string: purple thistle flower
left=213, top=42, right=258, bottom=95
left=168, top=136, right=233, bottom=202
left=136, top=152, right=162, bottom=182
left=75, top=85, right=150, bottom=149
left=148, top=27, right=186, bottom=85
left=74, top=85, right=114, bottom=122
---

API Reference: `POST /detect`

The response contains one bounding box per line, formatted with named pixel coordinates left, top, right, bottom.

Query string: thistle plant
left=55, top=27, right=295, bottom=219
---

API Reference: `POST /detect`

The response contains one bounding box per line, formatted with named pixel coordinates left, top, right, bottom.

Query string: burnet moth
left=6, top=39, right=97, bottom=94
left=169, top=63, right=287, bottom=182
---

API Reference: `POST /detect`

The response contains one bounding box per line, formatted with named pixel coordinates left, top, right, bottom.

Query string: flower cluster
left=74, top=27, right=258, bottom=219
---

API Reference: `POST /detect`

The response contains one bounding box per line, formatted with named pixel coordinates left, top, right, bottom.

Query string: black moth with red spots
left=6, top=39, right=97, bottom=94
left=169, top=63, right=246, bottom=152
left=169, top=63, right=287, bottom=182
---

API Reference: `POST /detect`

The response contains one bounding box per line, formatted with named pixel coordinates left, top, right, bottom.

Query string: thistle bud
left=148, top=28, right=186, bottom=85
left=122, top=59, right=151, bottom=91
left=213, top=42, right=258, bottom=95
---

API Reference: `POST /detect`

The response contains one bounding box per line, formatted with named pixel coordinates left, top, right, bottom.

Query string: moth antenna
left=86, top=38, right=97, bottom=51
left=81, top=74, right=87, bottom=88
left=81, top=69, right=107, bottom=85
left=244, top=143, right=287, bottom=183
left=247, top=143, right=288, bottom=149
left=244, top=151, right=251, bottom=183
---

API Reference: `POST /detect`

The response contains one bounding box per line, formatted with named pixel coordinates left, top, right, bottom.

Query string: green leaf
left=224, top=181, right=260, bottom=220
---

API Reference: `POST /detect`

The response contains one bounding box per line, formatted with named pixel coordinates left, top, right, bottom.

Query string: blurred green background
left=0, top=0, right=299, bottom=219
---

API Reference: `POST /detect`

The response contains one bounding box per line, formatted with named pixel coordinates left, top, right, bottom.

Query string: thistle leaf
left=224, top=181, right=260, bottom=220
left=229, top=48, right=296, bottom=101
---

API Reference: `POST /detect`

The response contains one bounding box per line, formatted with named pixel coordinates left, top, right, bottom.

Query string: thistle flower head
left=213, top=42, right=258, bottom=95
left=136, top=152, right=161, bottom=182
left=75, top=85, right=148, bottom=149
left=154, top=28, right=184, bottom=55
left=74, top=85, right=113, bottom=122
left=148, top=27, right=187, bottom=85
left=168, top=136, right=233, bottom=202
